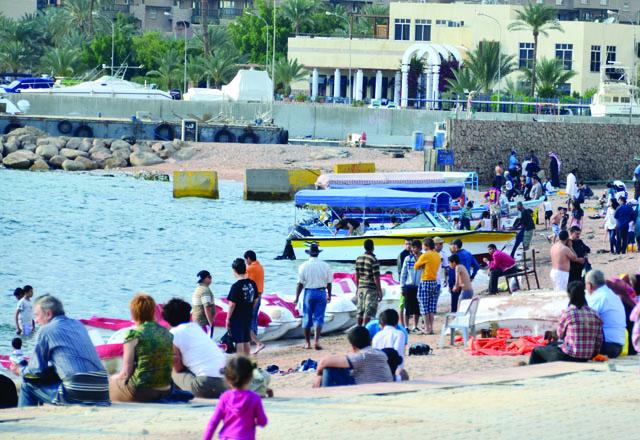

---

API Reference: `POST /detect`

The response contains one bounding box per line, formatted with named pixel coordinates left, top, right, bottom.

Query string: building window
left=557, top=83, right=571, bottom=96
left=590, top=45, right=601, bottom=72
left=415, top=19, right=431, bottom=41
left=394, top=18, right=410, bottom=41
left=580, top=0, right=588, bottom=4
left=555, top=43, right=573, bottom=70
left=623, top=1, right=630, bottom=11
left=519, top=42, right=535, bottom=69
left=606, top=45, right=616, bottom=64
left=600, top=0, right=608, bottom=5
left=435, top=19, right=447, bottom=26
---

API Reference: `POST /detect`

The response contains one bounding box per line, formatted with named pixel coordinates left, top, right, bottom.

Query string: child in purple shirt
left=203, top=356, right=268, bottom=440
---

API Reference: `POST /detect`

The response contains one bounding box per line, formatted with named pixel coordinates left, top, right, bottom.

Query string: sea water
left=0, top=170, right=354, bottom=354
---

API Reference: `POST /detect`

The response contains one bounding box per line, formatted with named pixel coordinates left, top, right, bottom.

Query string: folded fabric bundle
left=466, top=335, right=547, bottom=356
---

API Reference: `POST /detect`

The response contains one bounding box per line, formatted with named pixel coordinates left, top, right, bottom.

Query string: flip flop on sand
left=253, top=343, right=266, bottom=355
left=302, top=344, right=312, bottom=349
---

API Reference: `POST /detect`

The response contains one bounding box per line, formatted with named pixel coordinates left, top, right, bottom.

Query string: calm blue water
left=0, top=170, right=353, bottom=354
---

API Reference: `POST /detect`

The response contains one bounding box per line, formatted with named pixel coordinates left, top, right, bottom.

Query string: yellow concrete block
left=173, top=171, right=219, bottom=199
left=333, top=162, right=376, bottom=173
left=288, top=168, right=321, bottom=192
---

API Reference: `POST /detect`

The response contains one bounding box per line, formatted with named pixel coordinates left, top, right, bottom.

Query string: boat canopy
left=294, top=188, right=452, bottom=211
left=315, top=171, right=477, bottom=192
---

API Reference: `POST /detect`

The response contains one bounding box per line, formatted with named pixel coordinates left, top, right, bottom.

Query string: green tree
left=132, top=32, right=180, bottom=73
left=521, top=57, right=576, bottom=98
left=198, top=50, right=241, bottom=88
left=0, top=41, right=28, bottom=73
left=464, top=40, right=516, bottom=93
left=280, top=0, right=318, bottom=35
left=407, top=55, right=425, bottom=104
left=445, top=67, right=481, bottom=95
left=146, top=48, right=182, bottom=90
left=83, top=15, right=137, bottom=75
left=508, top=2, right=563, bottom=96
left=186, top=54, right=206, bottom=87
left=501, top=77, right=527, bottom=97
left=275, top=58, right=307, bottom=95
left=40, top=47, right=81, bottom=77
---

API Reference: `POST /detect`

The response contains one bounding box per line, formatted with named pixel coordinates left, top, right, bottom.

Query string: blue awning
left=294, top=188, right=452, bottom=210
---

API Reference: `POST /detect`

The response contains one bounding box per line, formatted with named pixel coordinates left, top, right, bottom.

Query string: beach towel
left=467, top=335, right=547, bottom=356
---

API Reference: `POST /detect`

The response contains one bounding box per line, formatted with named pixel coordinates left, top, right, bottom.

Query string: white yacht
left=20, top=76, right=173, bottom=100
left=590, top=63, right=640, bottom=117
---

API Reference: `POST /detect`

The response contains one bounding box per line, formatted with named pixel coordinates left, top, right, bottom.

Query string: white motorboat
left=20, top=76, right=173, bottom=100
left=590, top=63, right=640, bottom=117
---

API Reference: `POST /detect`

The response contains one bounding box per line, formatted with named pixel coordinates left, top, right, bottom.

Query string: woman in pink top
left=203, top=356, right=267, bottom=440
left=483, top=244, right=518, bottom=295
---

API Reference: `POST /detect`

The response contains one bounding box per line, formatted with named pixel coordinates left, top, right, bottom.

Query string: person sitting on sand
left=529, top=281, right=602, bottom=365
left=585, top=270, right=627, bottom=359
left=226, top=258, right=259, bottom=356
left=161, top=298, right=227, bottom=399
left=295, top=243, right=333, bottom=350
left=483, top=244, right=518, bottom=295
left=202, top=356, right=268, bottom=440
left=109, top=293, right=174, bottom=402
left=371, top=309, right=409, bottom=381
left=550, top=230, right=584, bottom=291
left=313, top=326, right=393, bottom=388
left=11, top=295, right=110, bottom=406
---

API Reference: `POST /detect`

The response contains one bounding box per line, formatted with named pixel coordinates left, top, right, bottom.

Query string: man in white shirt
left=565, top=169, right=578, bottom=209
left=585, top=270, right=627, bottom=358
left=372, top=309, right=408, bottom=380
left=162, top=298, right=227, bottom=398
left=295, top=243, right=333, bottom=350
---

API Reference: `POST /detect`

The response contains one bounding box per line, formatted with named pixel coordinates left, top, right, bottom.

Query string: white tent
left=183, top=88, right=225, bottom=102
left=221, top=69, right=273, bottom=102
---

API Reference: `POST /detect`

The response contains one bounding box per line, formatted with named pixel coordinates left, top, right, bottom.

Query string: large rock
left=132, top=143, right=152, bottom=153
left=174, top=147, right=197, bottom=161
left=111, top=148, right=131, bottom=161
left=89, top=145, right=110, bottom=155
left=103, top=156, right=128, bottom=169
left=90, top=149, right=112, bottom=162
left=21, top=142, right=37, bottom=152
left=74, top=156, right=96, bottom=170
left=6, top=126, right=46, bottom=138
left=129, top=151, right=163, bottom=167
left=48, top=155, right=67, bottom=169
left=92, top=139, right=110, bottom=149
left=110, top=140, right=132, bottom=151
left=151, top=141, right=176, bottom=159
left=2, top=150, right=38, bottom=169
left=30, top=158, right=50, bottom=171
left=65, top=137, right=83, bottom=151
left=35, top=144, right=59, bottom=159
left=60, top=148, right=89, bottom=159
left=61, top=159, right=87, bottom=171
left=3, top=137, right=20, bottom=154
left=37, top=137, right=67, bottom=149
left=78, top=138, right=93, bottom=153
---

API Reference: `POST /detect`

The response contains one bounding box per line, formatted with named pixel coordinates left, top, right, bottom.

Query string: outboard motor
left=275, top=240, right=296, bottom=260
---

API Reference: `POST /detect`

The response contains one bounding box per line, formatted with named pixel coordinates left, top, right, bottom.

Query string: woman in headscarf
left=548, top=152, right=561, bottom=188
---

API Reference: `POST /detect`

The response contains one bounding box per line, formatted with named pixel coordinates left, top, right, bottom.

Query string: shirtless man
left=549, top=230, right=584, bottom=291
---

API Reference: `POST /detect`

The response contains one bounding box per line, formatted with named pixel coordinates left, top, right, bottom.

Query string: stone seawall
left=448, top=119, right=640, bottom=185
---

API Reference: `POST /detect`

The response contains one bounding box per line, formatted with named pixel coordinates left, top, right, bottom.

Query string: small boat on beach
left=590, top=63, right=640, bottom=117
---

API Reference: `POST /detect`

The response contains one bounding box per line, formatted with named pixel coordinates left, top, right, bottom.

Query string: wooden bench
left=504, top=249, right=540, bottom=293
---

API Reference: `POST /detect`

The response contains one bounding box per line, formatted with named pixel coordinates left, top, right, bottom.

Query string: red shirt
left=488, top=250, right=516, bottom=272
left=557, top=305, right=603, bottom=360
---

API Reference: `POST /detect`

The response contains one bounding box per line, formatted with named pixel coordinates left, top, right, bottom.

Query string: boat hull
left=292, top=229, right=515, bottom=262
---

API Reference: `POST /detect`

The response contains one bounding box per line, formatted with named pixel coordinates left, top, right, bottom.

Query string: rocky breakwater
left=0, top=127, right=198, bottom=172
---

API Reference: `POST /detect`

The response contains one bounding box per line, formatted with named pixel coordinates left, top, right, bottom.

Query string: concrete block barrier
left=333, top=162, right=376, bottom=173
left=173, top=171, right=219, bottom=199
left=245, top=168, right=320, bottom=201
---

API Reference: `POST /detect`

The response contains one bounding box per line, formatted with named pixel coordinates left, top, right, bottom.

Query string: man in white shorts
left=549, top=230, right=584, bottom=291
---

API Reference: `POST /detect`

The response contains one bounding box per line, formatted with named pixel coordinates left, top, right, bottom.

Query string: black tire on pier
left=154, top=123, right=175, bottom=141
left=3, top=123, right=22, bottom=134
left=214, top=128, right=236, bottom=143
left=278, top=129, right=289, bottom=145
left=73, top=124, right=93, bottom=138
left=238, top=130, right=259, bottom=144
left=57, top=120, right=73, bottom=135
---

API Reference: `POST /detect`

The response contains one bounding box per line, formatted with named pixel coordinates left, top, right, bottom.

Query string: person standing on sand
left=397, top=239, right=412, bottom=327
left=550, top=230, right=584, bottom=291
left=192, top=270, right=216, bottom=337
left=355, top=239, right=382, bottom=326
left=566, top=169, right=578, bottom=209
left=548, top=152, right=561, bottom=188
left=508, top=150, right=520, bottom=180
left=245, top=250, right=266, bottom=354
left=414, top=238, right=441, bottom=334
left=226, top=259, right=259, bottom=356
left=400, top=239, right=422, bottom=332
left=295, top=243, right=332, bottom=350
left=568, top=226, right=590, bottom=284
left=448, top=255, right=473, bottom=311
left=511, top=202, right=535, bottom=258
left=614, top=196, right=635, bottom=254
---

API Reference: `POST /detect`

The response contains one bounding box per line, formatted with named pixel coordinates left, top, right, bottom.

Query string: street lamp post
left=245, top=10, right=269, bottom=71
left=92, top=12, right=115, bottom=76
left=272, top=0, right=276, bottom=100
left=326, top=11, right=351, bottom=103
left=477, top=12, right=502, bottom=108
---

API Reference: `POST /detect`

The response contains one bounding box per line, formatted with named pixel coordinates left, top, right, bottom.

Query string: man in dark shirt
left=333, top=218, right=363, bottom=236
left=614, top=196, right=635, bottom=254
left=511, top=202, right=536, bottom=258
left=568, top=226, right=590, bottom=283
left=355, top=239, right=382, bottom=326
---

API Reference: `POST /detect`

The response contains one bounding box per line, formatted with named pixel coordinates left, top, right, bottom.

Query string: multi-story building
left=288, top=2, right=640, bottom=103
left=0, top=0, right=37, bottom=19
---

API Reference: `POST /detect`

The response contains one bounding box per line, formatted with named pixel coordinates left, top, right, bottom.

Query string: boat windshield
left=392, top=212, right=436, bottom=229
left=431, top=212, right=454, bottom=229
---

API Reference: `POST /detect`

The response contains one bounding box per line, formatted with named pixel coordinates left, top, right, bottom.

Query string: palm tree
left=446, top=68, right=481, bottom=95
left=280, top=0, right=318, bottom=35
left=275, top=58, right=307, bottom=95
left=201, top=0, right=210, bottom=56
left=194, top=26, right=232, bottom=56
left=40, top=47, right=81, bottom=77
left=407, top=55, right=425, bottom=105
left=199, top=50, right=240, bottom=88
left=465, top=40, right=516, bottom=93
left=89, top=0, right=96, bottom=36
left=146, top=49, right=182, bottom=90
left=186, top=55, right=206, bottom=87
left=522, top=57, right=576, bottom=98
left=508, top=2, right=563, bottom=96
left=0, top=41, right=28, bottom=73
left=501, top=77, right=527, bottom=97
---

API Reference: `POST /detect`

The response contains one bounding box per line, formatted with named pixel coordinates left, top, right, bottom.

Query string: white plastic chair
left=438, top=297, right=480, bottom=348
